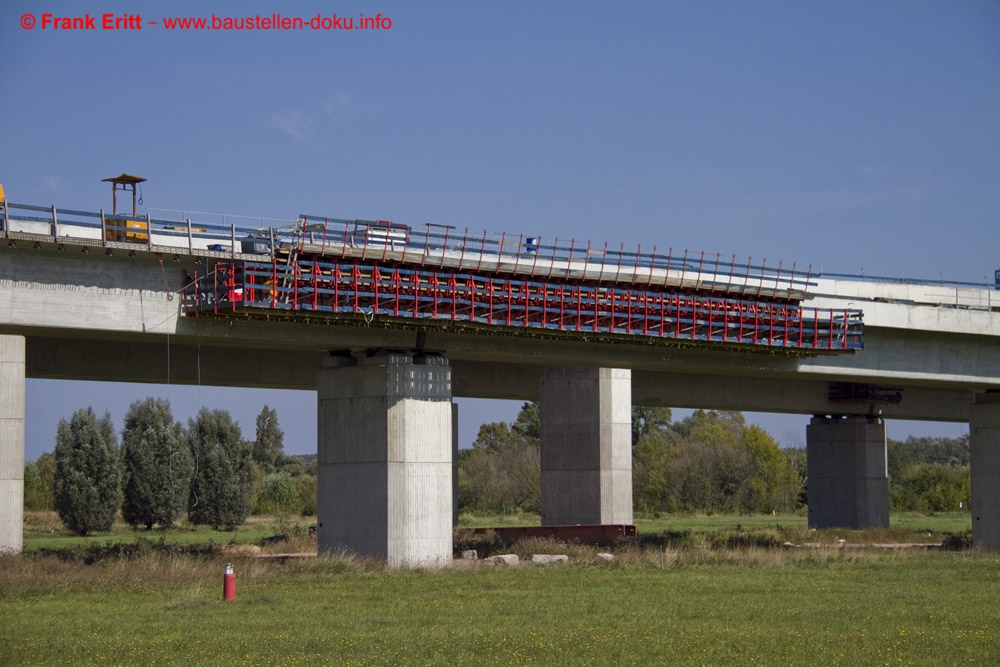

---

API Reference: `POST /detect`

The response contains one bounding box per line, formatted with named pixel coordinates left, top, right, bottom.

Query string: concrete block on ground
left=531, top=554, right=569, bottom=564
left=461, top=550, right=478, bottom=560
left=485, top=554, right=519, bottom=566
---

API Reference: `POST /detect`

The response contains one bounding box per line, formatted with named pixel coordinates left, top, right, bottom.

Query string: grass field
left=4, top=512, right=996, bottom=665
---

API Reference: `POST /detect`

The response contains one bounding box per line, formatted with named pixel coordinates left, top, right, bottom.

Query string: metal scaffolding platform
left=184, top=257, right=864, bottom=352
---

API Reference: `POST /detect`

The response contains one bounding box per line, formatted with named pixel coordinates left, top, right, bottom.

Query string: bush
left=253, top=472, right=302, bottom=514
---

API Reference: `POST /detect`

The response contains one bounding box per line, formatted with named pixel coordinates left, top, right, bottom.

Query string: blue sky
left=2, top=1, right=995, bottom=460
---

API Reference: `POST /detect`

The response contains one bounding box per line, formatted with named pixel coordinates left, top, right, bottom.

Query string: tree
left=459, top=403, right=541, bottom=513
left=53, top=408, right=122, bottom=535
left=120, top=398, right=193, bottom=530
left=472, top=422, right=515, bottom=453
left=188, top=408, right=255, bottom=529
left=511, top=401, right=540, bottom=441
left=632, top=432, right=678, bottom=513
left=742, top=425, right=801, bottom=513
left=253, top=405, right=285, bottom=473
left=24, top=452, right=55, bottom=511
left=631, top=406, right=673, bottom=446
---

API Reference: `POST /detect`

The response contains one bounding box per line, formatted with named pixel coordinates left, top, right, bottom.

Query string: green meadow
left=3, top=512, right=997, bottom=666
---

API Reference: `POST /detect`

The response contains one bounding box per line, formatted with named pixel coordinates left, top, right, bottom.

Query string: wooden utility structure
left=101, top=173, right=149, bottom=243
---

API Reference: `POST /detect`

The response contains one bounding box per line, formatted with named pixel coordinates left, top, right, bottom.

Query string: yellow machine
left=102, top=173, right=148, bottom=243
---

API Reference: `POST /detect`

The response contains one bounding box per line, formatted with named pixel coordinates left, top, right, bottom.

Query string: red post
left=223, top=563, right=236, bottom=601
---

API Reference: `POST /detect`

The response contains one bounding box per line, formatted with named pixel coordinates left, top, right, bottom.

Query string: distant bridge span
left=1, top=198, right=998, bottom=563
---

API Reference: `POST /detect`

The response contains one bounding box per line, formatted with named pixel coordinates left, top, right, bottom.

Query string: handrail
left=816, top=271, right=994, bottom=290
left=5, top=199, right=993, bottom=299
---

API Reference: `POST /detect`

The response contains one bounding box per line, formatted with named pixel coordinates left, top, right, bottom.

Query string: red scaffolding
left=185, top=255, right=863, bottom=353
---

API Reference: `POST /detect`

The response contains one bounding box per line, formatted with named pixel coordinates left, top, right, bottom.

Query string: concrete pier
left=452, top=402, right=459, bottom=526
left=317, top=351, right=453, bottom=568
left=540, top=366, right=632, bottom=526
left=0, top=335, right=25, bottom=554
left=971, top=391, right=1000, bottom=551
left=807, top=415, right=889, bottom=529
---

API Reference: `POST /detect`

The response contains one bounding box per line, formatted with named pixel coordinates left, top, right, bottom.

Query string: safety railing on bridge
left=2, top=200, right=816, bottom=301
left=184, top=258, right=864, bottom=352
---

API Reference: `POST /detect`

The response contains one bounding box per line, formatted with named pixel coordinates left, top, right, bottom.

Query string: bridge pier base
left=317, top=351, right=453, bottom=568
left=540, top=366, right=632, bottom=526
left=807, top=415, right=889, bottom=529
left=0, top=335, right=25, bottom=554
left=971, top=391, right=1000, bottom=551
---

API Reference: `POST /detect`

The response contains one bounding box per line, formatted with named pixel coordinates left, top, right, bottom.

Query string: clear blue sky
left=2, top=1, right=995, bottom=460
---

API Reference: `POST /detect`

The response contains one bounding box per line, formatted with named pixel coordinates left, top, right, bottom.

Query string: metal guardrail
left=2, top=200, right=817, bottom=300
left=3, top=199, right=994, bottom=299
left=816, top=271, right=994, bottom=290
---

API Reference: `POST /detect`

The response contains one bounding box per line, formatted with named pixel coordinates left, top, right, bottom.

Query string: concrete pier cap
left=317, top=348, right=454, bottom=568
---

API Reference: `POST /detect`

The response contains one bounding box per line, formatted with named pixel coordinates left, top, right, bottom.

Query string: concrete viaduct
left=1, top=207, right=998, bottom=566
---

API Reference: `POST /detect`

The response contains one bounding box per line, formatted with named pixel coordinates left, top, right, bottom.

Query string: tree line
left=24, top=400, right=315, bottom=535
left=462, top=403, right=973, bottom=516
left=26, top=399, right=973, bottom=533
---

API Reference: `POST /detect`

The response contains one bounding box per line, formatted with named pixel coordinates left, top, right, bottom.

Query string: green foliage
left=53, top=408, right=122, bottom=535
left=632, top=411, right=802, bottom=515
left=274, top=454, right=306, bottom=477
left=253, top=472, right=302, bottom=514
left=631, top=406, right=673, bottom=445
left=252, top=405, right=285, bottom=473
left=633, top=432, right=677, bottom=512
left=23, top=453, right=55, bottom=511
left=298, top=475, right=318, bottom=516
left=120, top=398, right=193, bottom=530
left=888, top=435, right=971, bottom=512
left=742, top=425, right=801, bottom=513
left=510, top=401, right=540, bottom=441
left=459, top=403, right=541, bottom=513
left=471, top=421, right=514, bottom=452
left=187, top=408, right=255, bottom=530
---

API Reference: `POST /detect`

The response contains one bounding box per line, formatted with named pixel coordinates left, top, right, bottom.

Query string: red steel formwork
left=184, top=256, right=863, bottom=352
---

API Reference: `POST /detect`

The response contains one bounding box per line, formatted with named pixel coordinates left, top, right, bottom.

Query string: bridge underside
left=9, top=332, right=980, bottom=422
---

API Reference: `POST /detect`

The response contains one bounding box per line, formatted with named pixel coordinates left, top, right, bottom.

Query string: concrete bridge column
left=316, top=351, right=453, bottom=568
left=540, top=366, right=632, bottom=526
left=0, top=335, right=25, bottom=554
left=971, top=391, right=1000, bottom=551
left=806, top=415, right=889, bottom=529
left=452, top=402, right=459, bottom=527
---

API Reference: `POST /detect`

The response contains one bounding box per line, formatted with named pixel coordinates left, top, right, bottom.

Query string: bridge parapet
left=806, top=278, right=1000, bottom=336
left=3, top=200, right=814, bottom=301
